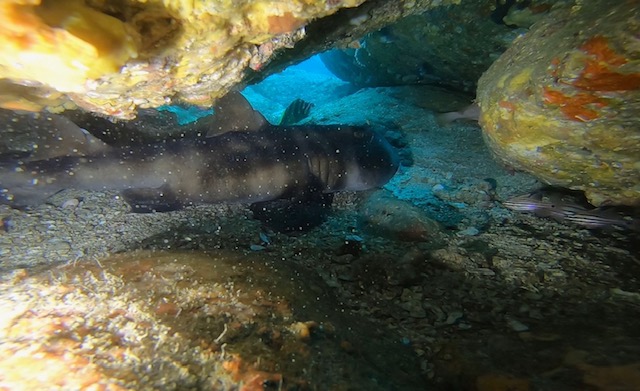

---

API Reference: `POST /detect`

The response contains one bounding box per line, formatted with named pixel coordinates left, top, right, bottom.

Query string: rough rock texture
left=318, top=0, right=554, bottom=92
left=0, top=250, right=424, bottom=390
left=477, top=1, right=640, bottom=206
left=0, top=0, right=455, bottom=119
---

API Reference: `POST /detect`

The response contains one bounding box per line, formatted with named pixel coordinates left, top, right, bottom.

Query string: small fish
left=435, top=103, right=481, bottom=127
left=503, top=188, right=640, bottom=232
left=279, top=98, right=313, bottom=125
left=502, top=192, right=591, bottom=222
left=563, top=207, right=640, bottom=232
left=502, top=194, right=548, bottom=212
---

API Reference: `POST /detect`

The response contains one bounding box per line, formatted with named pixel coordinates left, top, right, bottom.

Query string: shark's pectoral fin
left=250, top=184, right=334, bottom=233
left=121, top=185, right=182, bottom=213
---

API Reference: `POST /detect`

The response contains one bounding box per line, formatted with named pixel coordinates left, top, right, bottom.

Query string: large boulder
left=0, top=0, right=456, bottom=119
left=477, top=1, right=640, bottom=206
left=319, top=0, right=552, bottom=92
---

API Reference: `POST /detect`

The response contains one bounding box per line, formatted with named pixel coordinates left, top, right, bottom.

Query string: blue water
left=292, top=54, right=334, bottom=77
left=159, top=53, right=340, bottom=125
left=156, top=105, right=213, bottom=125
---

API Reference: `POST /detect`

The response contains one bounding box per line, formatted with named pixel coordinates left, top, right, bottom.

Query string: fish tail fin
left=279, top=99, right=314, bottom=125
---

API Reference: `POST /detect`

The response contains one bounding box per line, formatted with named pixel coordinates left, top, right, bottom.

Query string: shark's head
left=302, top=125, right=399, bottom=192
left=343, top=127, right=400, bottom=190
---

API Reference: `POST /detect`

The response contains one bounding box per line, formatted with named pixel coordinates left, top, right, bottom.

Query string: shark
left=0, top=92, right=400, bottom=219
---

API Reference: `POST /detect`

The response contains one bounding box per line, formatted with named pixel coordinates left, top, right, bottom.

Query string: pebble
left=469, top=267, right=496, bottom=276
left=610, top=288, right=640, bottom=303
left=400, top=288, right=427, bottom=318
left=2, top=217, right=14, bottom=232
left=506, top=317, right=529, bottom=332
left=423, top=303, right=446, bottom=323
left=409, top=307, right=427, bottom=318
left=528, top=309, right=544, bottom=320
left=333, top=254, right=355, bottom=264
left=458, top=227, right=479, bottom=236
left=445, top=311, right=464, bottom=325
left=61, top=198, right=80, bottom=209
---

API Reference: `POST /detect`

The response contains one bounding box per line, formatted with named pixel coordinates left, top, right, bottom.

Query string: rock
left=358, top=190, right=441, bottom=241
left=336, top=234, right=364, bottom=257
left=506, top=317, right=529, bottom=332
left=61, top=198, right=81, bottom=209
left=477, top=1, right=640, bottom=206
left=0, top=0, right=456, bottom=119
left=0, top=250, right=426, bottom=389
left=428, top=247, right=476, bottom=271
left=1, top=217, right=14, bottom=233
left=320, top=0, right=540, bottom=92
left=400, top=288, right=427, bottom=318
left=386, top=248, right=425, bottom=286
left=458, top=227, right=480, bottom=236
left=445, top=311, right=464, bottom=325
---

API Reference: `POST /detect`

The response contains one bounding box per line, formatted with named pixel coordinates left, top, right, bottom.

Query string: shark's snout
left=342, top=128, right=400, bottom=191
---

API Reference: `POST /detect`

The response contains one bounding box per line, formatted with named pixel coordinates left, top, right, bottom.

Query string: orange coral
left=542, top=87, right=608, bottom=121
left=223, top=354, right=283, bottom=391
left=498, top=100, right=516, bottom=112
left=581, top=36, right=627, bottom=67
left=570, top=36, right=640, bottom=91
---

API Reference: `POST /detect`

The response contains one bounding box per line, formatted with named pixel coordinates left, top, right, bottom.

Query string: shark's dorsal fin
left=206, top=91, right=269, bottom=137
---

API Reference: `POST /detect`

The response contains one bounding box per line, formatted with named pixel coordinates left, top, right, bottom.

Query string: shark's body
left=0, top=94, right=399, bottom=213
